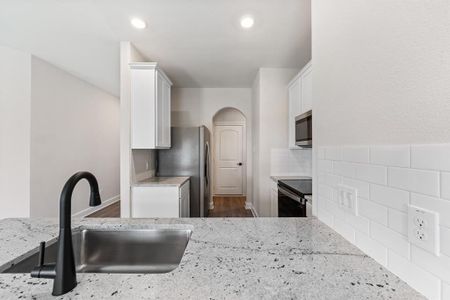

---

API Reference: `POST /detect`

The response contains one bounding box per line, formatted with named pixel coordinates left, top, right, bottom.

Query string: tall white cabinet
left=288, top=61, right=312, bottom=149
left=130, top=62, right=172, bottom=149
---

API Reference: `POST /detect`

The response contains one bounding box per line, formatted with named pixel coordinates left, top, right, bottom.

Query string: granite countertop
left=270, top=175, right=312, bottom=182
left=133, top=176, right=190, bottom=187
left=0, top=218, right=424, bottom=299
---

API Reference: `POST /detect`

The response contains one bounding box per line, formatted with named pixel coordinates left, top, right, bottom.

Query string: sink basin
left=1, top=228, right=192, bottom=274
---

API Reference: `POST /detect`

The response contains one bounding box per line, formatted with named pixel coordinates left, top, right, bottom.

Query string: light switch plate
left=337, top=184, right=358, bottom=216
left=408, top=205, right=440, bottom=256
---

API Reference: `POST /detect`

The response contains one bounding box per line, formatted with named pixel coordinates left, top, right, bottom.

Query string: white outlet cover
left=408, top=205, right=440, bottom=256
left=337, top=184, right=358, bottom=216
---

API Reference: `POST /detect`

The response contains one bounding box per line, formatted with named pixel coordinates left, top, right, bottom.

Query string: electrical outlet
left=337, top=184, right=358, bottom=216
left=408, top=205, right=440, bottom=256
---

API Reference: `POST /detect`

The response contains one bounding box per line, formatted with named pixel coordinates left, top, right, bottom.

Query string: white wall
left=0, top=46, right=31, bottom=218
left=313, top=1, right=450, bottom=299
left=171, top=88, right=253, bottom=207
left=252, top=68, right=299, bottom=216
left=251, top=74, right=261, bottom=213
left=30, top=57, right=120, bottom=217
left=119, top=41, right=156, bottom=217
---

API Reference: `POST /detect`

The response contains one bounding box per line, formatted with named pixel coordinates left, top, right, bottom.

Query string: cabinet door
left=132, top=186, right=179, bottom=218
left=155, top=71, right=171, bottom=148
left=179, top=181, right=190, bottom=217
left=155, top=71, right=165, bottom=147
left=131, top=68, right=156, bottom=149
left=288, top=79, right=301, bottom=148
left=301, top=64, right=312, bottom=112
left=162, top=78, right=171, bottom=148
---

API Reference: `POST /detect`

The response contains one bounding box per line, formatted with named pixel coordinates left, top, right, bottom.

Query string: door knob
left=237, top=162, right=243, bottom=166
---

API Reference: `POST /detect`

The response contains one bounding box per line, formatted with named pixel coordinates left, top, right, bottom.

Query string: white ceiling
left=0, top=0, right=311, bottom=96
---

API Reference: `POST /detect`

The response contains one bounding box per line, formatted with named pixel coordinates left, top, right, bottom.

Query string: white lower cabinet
left=132, top=181, right=190, bottom=218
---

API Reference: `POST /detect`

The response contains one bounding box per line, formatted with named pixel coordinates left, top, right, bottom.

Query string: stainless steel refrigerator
left=156, top=126, right=211, bottom=217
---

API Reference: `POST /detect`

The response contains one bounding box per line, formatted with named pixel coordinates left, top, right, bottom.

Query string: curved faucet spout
left=59, top=172, right=101, bottom=229
left=31, top=171, right=102, bottom=296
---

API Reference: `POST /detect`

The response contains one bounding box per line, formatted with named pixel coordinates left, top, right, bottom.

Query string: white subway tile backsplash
left=318, top=209, right=334, bottom=227
left=318, top=159, right=333, bottom=174
left=270, top=148, right=312, bottom=176
left=370, top=184, right=409, bottom=212
left=342, top=178, right=369, bottom=199
left=333, top=161, right=356, bottom=177
left=388, top=209, right=408, bottom=236
left=441, top=226, right=450, bottom=257
left=333, top=217, right=355, bottom=243
left=318, top=173, right=326, bottom=184
left=318, top=184, right=334, bottom=201
left=411, top=193, right=450, bottom=228
left=325, top=146, right=342, bottom=161
left=342, top=146, right=369, bottom=163
left=370, top=145, right=410, bottom=168
left=324, top=173, right=342, bottom=187
left=443, top=281, right=450, bottom=300
left=355, top=164, right=387, bottom=184
left=346, top=214, right=370, bottom=235
left=388, top=250, right=441, bottom=300
left=411, top=144, right=450, bottom=171
left=358, top=199, right=388, bottom=226
left=318, top=147, right=326, bottom=160
left=411, top=245, right=450, bottom=281
left=441, top=172, right=450, bottom=200
left=318, top=142, right=450, bottom=298
left=389, top=167, right=440, bottom=197
left=355, top=232, right=388, bottom=266
left=371, top=222, right=410, bottom=258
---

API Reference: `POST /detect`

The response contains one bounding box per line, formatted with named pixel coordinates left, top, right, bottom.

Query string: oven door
left=278, top=185, right=306, bottom=217
left=295, top=110, right=312, bottom=147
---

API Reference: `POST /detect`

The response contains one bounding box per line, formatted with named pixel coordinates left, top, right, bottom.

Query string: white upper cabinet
left=130, top=62, right=172, bottom=149
left=288, top=78, right=301, bottom=149
left=300, top=63, right=312, bottom=112
left=288, top=61, right=312, bottom=149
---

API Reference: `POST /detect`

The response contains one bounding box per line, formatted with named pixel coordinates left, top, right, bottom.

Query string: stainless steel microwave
left=295, top=110, right=312, bottom=147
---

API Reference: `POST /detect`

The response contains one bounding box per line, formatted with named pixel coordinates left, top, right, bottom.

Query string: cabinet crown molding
left=129, top=62, right=173, bottom=86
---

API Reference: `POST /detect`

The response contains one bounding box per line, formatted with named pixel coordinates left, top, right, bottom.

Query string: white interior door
left=214, top=125, right=243, bottom=195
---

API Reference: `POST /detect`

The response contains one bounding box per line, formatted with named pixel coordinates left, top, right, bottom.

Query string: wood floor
left=208, top=196, right=253, bottom=217
left=87, top=201, right=120, bottom=218
left=86, top=196, right=253, bottom=218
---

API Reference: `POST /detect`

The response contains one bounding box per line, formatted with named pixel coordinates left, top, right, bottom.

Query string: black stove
left=278, top=179, right=312, bottom=197
left=277, top=178, right=312, bottom=218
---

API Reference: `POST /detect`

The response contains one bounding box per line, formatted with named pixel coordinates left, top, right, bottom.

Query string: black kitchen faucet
left=31, top=171, right=101, bottom=296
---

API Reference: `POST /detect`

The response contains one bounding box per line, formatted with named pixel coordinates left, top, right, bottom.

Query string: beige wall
left=0, top=46, right=31, bottom=218
left=30, top=57, right=120, bottom=217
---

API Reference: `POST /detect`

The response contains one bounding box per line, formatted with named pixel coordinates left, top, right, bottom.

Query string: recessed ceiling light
left=131, top=18, right=146, bottom=29
left=240, top=15, right=254, bottom=29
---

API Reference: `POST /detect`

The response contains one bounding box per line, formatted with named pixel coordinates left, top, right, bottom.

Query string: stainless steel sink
left=2, top=228, right=192, bottom=274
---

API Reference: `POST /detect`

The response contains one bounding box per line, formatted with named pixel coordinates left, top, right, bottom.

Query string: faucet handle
left=31, top=241, right=56, bottom=279
left=38, top=241, right=46, bottom=267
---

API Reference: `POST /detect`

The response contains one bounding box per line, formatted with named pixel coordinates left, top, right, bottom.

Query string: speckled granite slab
left=0, top=218, right=424, bottom=299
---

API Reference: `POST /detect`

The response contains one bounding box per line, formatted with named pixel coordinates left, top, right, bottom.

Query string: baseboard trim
left=72, top=195, right=120, bottom=218
left=245, top=202, right=258, bottom=217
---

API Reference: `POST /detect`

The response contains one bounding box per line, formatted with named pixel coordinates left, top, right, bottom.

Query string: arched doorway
left=210, top=108, right=251, bottom=217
